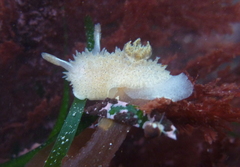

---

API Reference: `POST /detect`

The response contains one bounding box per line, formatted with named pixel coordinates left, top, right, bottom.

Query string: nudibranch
left=42, top=24, right=193, bottom=102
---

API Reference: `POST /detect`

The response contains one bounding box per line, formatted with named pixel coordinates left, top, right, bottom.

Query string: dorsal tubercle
left=41, top=52, right=73, bottom=71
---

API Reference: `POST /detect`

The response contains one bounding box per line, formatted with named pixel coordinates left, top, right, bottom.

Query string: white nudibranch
left=42, top=24, right=193, bottom=102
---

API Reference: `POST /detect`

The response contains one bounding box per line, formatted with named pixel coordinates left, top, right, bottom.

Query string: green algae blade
left=44, top=98, right=86, bottom=167
left=48, top=81, right=70, bottom=139
left=84, top=16, right=95, bottom=51
left=0, top=135, right=57, bottom=167
left=0, top=81, right=70, bottom=167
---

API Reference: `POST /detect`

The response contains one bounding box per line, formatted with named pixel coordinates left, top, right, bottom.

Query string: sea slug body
left=42, top=24, right=193, bottom=102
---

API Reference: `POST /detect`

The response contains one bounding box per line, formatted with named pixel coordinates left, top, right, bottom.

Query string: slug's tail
left=124, top=73, right=193, bottom=102
left=41, top=52, right=73, bottom=71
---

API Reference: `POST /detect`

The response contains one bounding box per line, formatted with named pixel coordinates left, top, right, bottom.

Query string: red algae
left=0, top=0, right=240, bottom=166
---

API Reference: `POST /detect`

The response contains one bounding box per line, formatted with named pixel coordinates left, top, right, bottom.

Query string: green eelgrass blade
left=0, top=135, right=57, bottom=167
left=0, top=108, right=95, bottom=167
left=84, top=16, right=95, bottom=51
left=44, top=98, right=86, bottom=167
left=0, top=81, right=70, bottom=167
left=48, top=81, right=70, bottom=139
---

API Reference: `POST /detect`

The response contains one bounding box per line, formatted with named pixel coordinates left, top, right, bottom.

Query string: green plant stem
left=44, top=98, right=86, bottom=167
